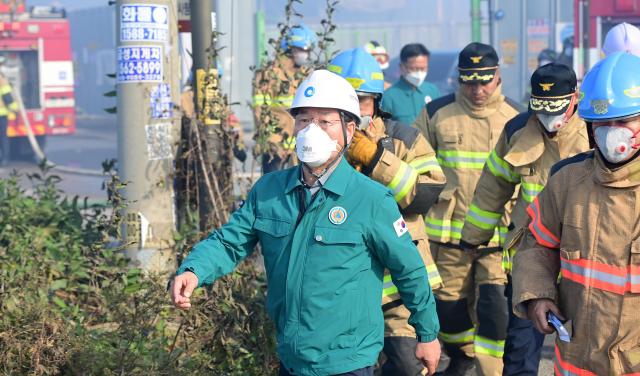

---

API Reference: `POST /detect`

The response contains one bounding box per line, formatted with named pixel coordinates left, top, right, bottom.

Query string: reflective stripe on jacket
left=459, top=112, right=589, bottom=272
left=413, top=85, right=521, bottom=248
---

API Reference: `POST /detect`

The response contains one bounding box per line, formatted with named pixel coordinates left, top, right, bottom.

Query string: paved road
left=0, top=116, right=118, bottom=203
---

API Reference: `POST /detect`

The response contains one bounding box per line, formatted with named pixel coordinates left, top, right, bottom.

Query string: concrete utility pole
left=116, top=0, right=180, bottom=272
left=190, top=0, right=219, bottom=133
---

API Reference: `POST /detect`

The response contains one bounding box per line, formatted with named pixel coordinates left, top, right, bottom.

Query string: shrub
left=0, top=165, right=277, bottom=375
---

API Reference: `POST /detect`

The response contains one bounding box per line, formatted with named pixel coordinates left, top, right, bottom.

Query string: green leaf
left=52, top=296, right=67, bottom=308
left=50, top=279, right=68, bottom=291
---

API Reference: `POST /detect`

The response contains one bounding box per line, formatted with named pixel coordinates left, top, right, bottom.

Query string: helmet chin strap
left=303, top=112, right=351, bottom=181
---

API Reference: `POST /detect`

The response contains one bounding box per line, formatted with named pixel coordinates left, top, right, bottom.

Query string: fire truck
left=574, top=0, right=640, bottom=78
left=0, top=0, right=75, bottom=155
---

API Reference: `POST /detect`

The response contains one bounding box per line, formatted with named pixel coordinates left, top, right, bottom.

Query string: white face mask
left=594, top=126, right=639, bottom=163
left=537, top=113, right=567, bottom=132
left=293, top=51, right=310, bottom=66
left=379, top=61, right=389, bottom=70
left=403, top=70, right=427, bottom=87
left=295, top=123, right=338, bottom=167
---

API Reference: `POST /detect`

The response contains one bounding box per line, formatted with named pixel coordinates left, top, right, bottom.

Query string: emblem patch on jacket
left=328, top=206, right=347, bottom=225
left=393, top=216, right=408, bottom=237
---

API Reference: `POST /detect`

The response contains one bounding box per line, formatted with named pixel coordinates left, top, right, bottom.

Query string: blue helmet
left=280, top=24, right=317, bottom=52
left=578, top=52, right=640, bottom=121
left=327, top=47, right=385, bottom=95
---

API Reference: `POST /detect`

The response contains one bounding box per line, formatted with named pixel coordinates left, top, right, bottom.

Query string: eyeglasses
left=295, top=116, right=342, bottom=129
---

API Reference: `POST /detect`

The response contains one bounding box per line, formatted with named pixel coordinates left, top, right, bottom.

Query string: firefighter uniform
left=512, top=51, right=640, bottom=376
left=328, top=48, right=446, bottom=375
left=0, top=73, right=17, bottom=166
left=414, top=43, right=521, bottom=376
left=513, top=150, right=640, bottom=375
left=354, top=117, right=446, bottom=341
left=460, top=63, right=590, bottom=375
left=252, top=55, right=308, bottom=173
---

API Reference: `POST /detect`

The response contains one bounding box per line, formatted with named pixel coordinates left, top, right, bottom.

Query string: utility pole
left=116, top=0, right=180, bottom=272
left=190, top=0, right=223, bottom=227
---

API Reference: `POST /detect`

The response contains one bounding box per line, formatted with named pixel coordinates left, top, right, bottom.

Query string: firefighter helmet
left=327, top=48, right=385, bottom=95
left=289, top=69, right=361, bottom=124
left=579, top=52, right=640, bottom=121
left=602, top=22, right=640, bottom=57
left=281, top=24, right=317, bottom=52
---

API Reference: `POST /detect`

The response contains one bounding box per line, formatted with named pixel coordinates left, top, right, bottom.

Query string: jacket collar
left=456, top=83, right=504, bottom=119
left=284, top=157, right=353, bottom=196
left=593, top=150, right=640, bottom=188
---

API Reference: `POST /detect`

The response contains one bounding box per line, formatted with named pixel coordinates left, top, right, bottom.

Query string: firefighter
left=363, top=40, right=392, bottom=89
left=602, top=22, right=640, bottom=57
left=252, top=24, right=316, bottom=174
left=0, top=56, right=17, bottom=167
left=459, top=63, right=590, bottom=375
left=413, top=42, right=523, bottom=376
left=172, top=69, right=442, bottom=376
left=328, top=47, right=446, bottom=376
left=512, top=51, right=640, bottom=376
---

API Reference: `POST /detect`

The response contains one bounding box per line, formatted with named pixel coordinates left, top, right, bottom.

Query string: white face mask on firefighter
left=404, top=70, right=427, bottom=87
left=594, top=125, right=640, bottom=163
left=537, top=113, right=567, bottom=132
left=293, top=51, right=310, bottom=66
left=295, top=123, right=338, bottom=167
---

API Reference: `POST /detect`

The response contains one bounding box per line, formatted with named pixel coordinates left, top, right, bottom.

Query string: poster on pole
left=120, top=3, right=169, bottom=42
left=150, top=83, right=173, bottom=119
left=145, top=123, right=173, bottom=160
left=117, top=46, right=163, bottom=83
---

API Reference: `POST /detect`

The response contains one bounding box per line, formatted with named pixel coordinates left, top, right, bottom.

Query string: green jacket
left=177, top=158, right=439, bottom=376
left=382, top=77, right=441, bottom=125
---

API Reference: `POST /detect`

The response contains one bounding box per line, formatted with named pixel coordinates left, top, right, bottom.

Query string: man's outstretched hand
left=171, top=271, right=199, bottom=310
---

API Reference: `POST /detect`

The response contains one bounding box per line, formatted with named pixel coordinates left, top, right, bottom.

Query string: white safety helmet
left=603, top=22, right=640, bottom=57
left=289, top=69, right=361, bottom=125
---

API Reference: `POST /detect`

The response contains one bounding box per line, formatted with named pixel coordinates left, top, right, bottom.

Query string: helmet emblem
left=591, top=99, right=610, bottom=115
left=304, top=86, right=315, bottom=97
left=470, top=56, right=483, bottom=64
left=539, top=83, right=555, bottom=91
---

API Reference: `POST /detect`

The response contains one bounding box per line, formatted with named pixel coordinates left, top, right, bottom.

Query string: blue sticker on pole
left=150, top=83, right=173, bottom=119
left=117, top=46, right=163, bottom=83
left=120, top=3, right=168, bottom=42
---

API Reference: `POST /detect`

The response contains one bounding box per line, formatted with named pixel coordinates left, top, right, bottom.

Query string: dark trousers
left=380, top=336, right=424, bottom=376
left=502, top=276, right=545, bottom=376
left=0, top=116, right=8, bottom=166
left=279, top=364, right=374, bottom=376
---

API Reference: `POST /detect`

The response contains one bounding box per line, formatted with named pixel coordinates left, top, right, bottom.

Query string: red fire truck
left=0, top=0, right=75, bottom=153
left=574, top=0, right=640, bottom=78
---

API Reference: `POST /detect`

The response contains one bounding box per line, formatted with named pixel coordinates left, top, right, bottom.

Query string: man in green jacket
left=381, top=43, right=441, bottom=125
left=171, top=69, right=441, bottom=376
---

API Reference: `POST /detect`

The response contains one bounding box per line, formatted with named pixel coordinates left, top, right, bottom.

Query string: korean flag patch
left=393, top=216, right=408, bottom=237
